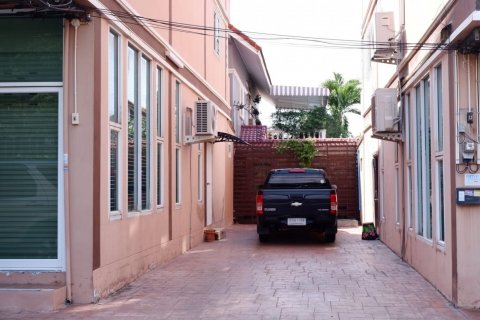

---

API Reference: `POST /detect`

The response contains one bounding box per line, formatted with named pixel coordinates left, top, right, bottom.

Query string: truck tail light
left=256, top=193, right=264, bottom=215
left=330, top=193, right=337, bottom=215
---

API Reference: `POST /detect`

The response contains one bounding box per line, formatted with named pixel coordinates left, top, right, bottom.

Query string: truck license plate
left=287, top=218, right=306, bottom=226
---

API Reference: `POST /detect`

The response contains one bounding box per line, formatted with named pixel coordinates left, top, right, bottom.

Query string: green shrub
left=276, top=140, right=317, bottom=168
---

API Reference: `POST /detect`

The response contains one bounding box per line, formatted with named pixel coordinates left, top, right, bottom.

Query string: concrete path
left=3, top=224, right=480, bottom=320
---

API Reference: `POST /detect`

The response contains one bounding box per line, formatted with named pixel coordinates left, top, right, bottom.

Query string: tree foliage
left=271, top=109, right=308, bottom=137
left=271, top=73, right=361, bottom=138
left=322, top=72, right=361, bottom=138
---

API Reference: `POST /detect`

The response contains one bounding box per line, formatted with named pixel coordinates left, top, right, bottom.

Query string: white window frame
left=127, top=44, right=152, bottom=214
left=108, top=129, right=121, bottom=220
left=405, top=93, right=411, bottom=161
left=407, top=165, right=413, bottom=230
left=139, top=55, right=152, bottom=212
left=156, top=66, right=164, bottom=208
left=434, top=64, right=445, bottom=246
left=436, top=159, right=445, bottom=246
left=175, top=81, right=182, bottom=205
left=414, top=77, right=433, bottom=240
left=108, top=29, right=121, bottom=124
left=414, top=85, right=422, bottom=236
left=157, top=142, right=164, bottom=208
left=175, top=81, right=181, bottom=145
left=404, top=94, right=413, bottom=230
left=175, top=147, right=182, bottom=205
left=108, top=29, right=122, bottom=219
left=434, top=64, right=443, bottom=153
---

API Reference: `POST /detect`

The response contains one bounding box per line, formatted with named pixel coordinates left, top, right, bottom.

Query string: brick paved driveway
left=3, top=224, right=480, bottom=320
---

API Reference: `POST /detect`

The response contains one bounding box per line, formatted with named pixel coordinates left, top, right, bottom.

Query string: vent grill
left=195, top=100, right=216, bottom=135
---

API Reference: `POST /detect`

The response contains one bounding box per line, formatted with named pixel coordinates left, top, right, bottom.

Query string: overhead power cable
left=87, top=6, right=455, bottom=52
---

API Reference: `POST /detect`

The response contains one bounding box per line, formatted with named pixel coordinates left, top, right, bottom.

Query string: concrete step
left=338, top=219, right=359, bottom=228
left=0, top=284, right=66, bottom=312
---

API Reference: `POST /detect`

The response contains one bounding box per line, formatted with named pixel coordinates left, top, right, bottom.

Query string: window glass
left=128, top=101, right=137, bottom=211
left=157, top=143, right=163, bottom=206
left=175, top=148, right=181, bottom=204
left=405, top=94, right=411, bottom=161
left=415, top=77, right=432, bottom=239
left=424, top=77, right=432, bottom=240
left=110, top=130, right=119, bottom=212
left=435, top=65, right=443, bottom=152
left=157, top=67, right=163, bottom=137
left=407, top=166, right=413, bottom=229
left=175, top=81, right=180, bottom=144
left=437, top=159, right=445, bottom=242
left=140, top=56, right=150, bottom=210
left=415, top=85, right=423, bottom=235
left=127, top=46, right=138, bottom=212
left=109, top=31, right=120, bottom=123
left=127, top=47, right=152, bottom=212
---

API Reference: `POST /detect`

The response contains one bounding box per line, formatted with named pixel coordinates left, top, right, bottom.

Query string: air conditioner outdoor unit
left=375, top=12, right=395, bottom=44
left=372, top=88, right=398, bottom=133
left=195, top=100, right=217, bottom=136
left=372, top=12, right=398, bottom=64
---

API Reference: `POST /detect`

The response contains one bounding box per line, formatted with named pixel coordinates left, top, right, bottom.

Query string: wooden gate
left=234, top=139, right=359, bottom=223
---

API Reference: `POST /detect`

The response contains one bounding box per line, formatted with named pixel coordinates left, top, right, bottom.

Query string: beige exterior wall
left=360, top=0, right=480, bottom=308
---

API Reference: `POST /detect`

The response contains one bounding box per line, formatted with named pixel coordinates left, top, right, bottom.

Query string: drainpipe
left=63, top=19, right=71, bottom=305
left=451, top=50, right=459, bottom=305
left=71, top=19, right=80, bottom=125
left=65, top=18, right=80, bottom=304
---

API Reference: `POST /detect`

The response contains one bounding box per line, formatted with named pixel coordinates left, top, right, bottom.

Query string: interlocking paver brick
left=2, top=224, right=480, bottom=320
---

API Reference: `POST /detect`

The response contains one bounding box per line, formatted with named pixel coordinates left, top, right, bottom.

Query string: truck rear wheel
left=259, top=234, right=270, bottom=243
left=324, top=233, right=336, bottom=243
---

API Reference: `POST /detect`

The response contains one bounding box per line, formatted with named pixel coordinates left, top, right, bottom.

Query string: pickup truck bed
left=256, top=168, right=337, bottom=242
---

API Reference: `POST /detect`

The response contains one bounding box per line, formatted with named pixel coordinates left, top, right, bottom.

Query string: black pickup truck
left=256, top=168, right=338, bottom=243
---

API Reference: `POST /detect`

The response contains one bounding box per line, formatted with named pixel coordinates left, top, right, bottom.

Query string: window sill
left=415, top=234, right=434, bottom=247
left=109, top=212, right=122, bottom=221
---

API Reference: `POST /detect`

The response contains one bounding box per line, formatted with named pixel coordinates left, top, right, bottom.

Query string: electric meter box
left=456, top=188, right=480, bottom=205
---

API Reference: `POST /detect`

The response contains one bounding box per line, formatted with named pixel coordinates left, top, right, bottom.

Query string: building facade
left=359, top=0, right=480, bottom=308
left=0, top=0, right=244, bottom=310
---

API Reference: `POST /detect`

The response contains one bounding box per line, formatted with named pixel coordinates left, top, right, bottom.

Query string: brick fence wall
left=234, top=139, right=359, bottom=223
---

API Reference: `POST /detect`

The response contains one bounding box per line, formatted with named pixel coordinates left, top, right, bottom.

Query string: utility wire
left=38, top=4, right=457, bottom=52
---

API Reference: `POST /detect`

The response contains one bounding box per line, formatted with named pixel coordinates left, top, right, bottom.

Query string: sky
left=230, top=0, right=365, bottom=136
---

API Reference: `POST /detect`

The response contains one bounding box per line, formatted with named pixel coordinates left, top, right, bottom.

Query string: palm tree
left=322, top=73, right=361, bottom=137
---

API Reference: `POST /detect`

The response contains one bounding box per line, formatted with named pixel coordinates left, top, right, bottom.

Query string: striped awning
left=270, top=85, right=330, bottom=110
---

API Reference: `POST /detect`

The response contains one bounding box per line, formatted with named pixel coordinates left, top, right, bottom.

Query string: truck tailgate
left=262, top=189, right=331, bottom=217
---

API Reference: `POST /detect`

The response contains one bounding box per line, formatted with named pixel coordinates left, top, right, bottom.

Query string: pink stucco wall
left=360, top=0, right=480, bottom=309
left=60, top=0, right=234, bottom=304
